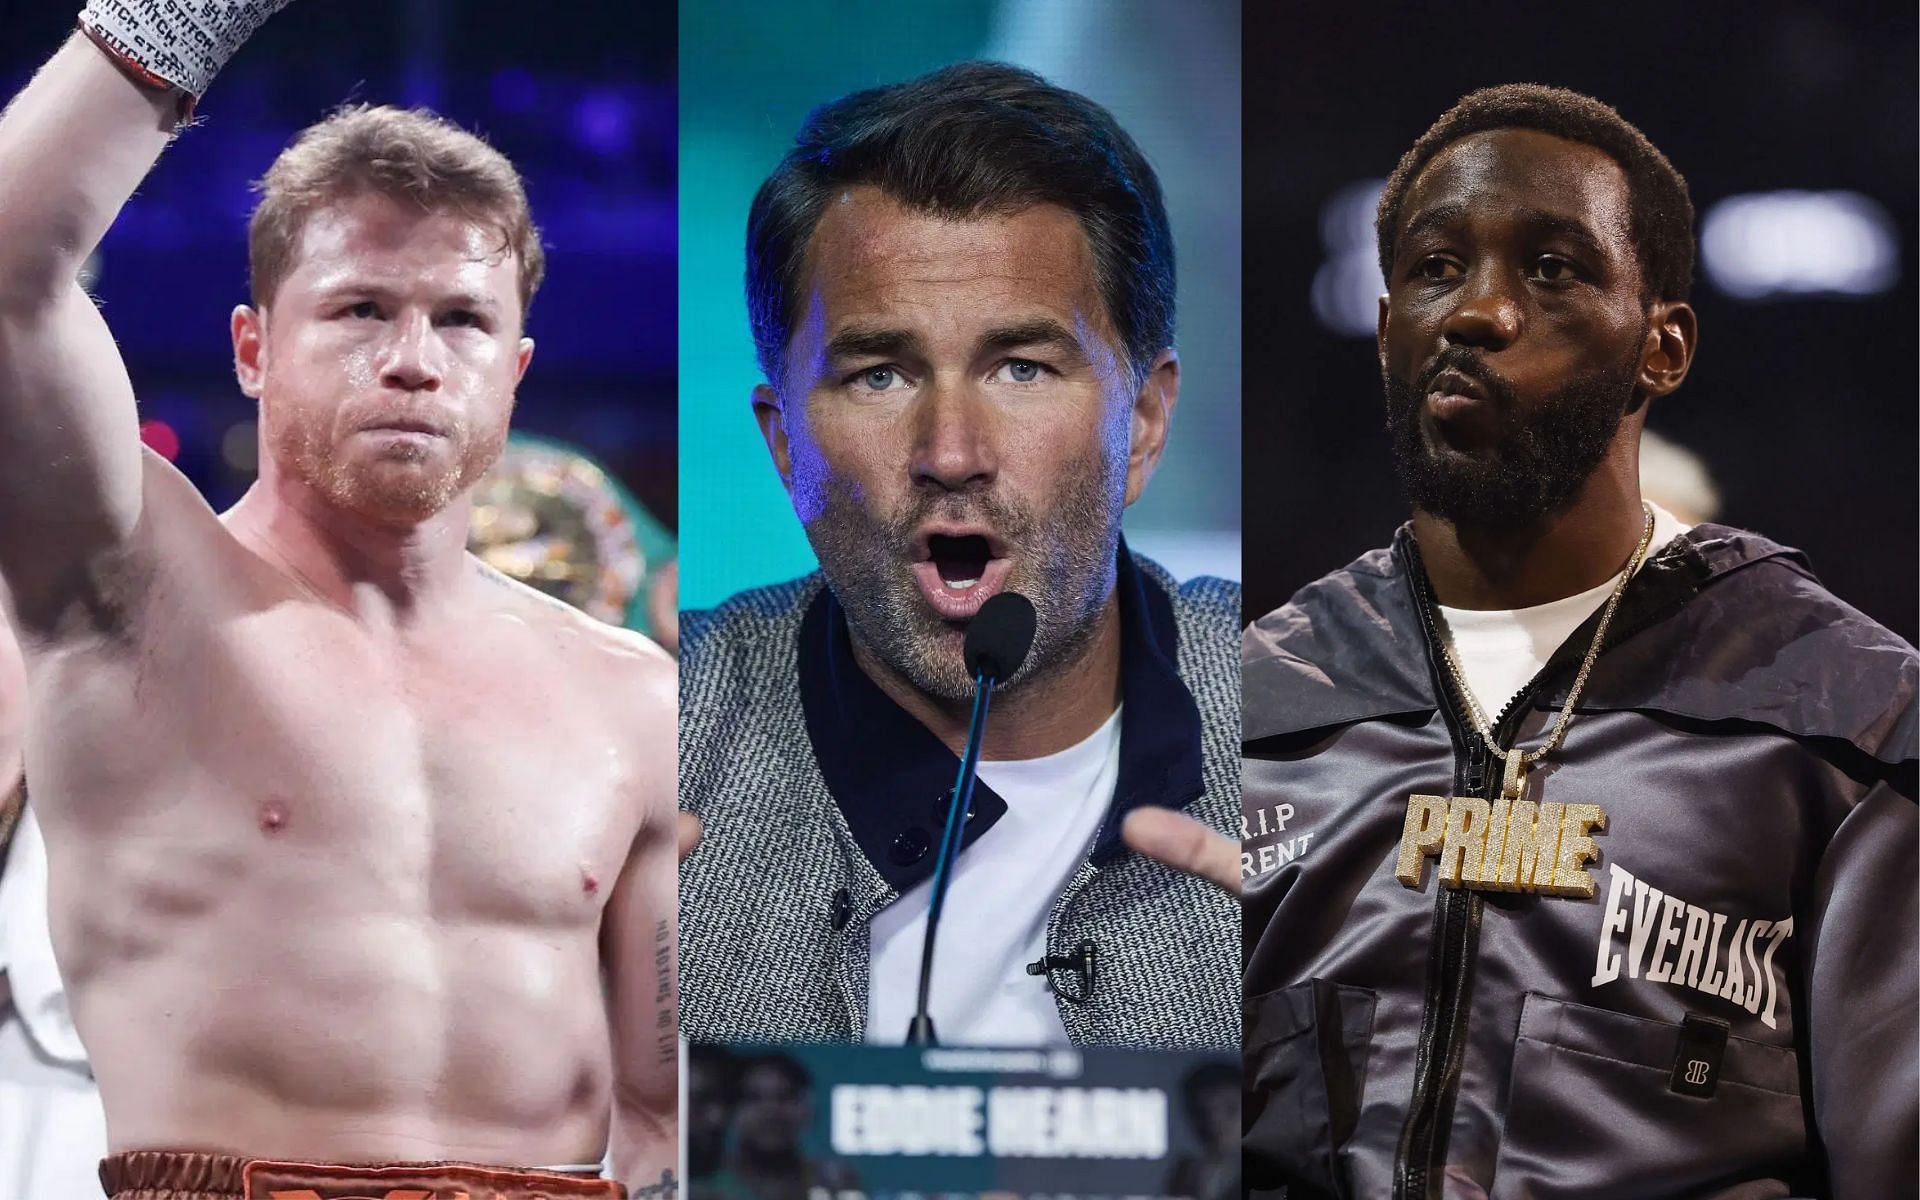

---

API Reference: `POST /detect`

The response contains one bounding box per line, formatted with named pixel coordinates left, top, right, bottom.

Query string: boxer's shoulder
left=469, top=555, right=675, bottom=693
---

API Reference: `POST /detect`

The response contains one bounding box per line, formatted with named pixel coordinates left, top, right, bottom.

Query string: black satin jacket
left=1242, top=524, right=1918, bottom=1200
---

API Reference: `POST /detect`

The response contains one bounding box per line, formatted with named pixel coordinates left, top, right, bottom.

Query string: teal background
left=679, top=0, right=1243, bottom=610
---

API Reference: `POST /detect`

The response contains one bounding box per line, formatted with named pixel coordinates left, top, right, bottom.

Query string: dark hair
left=1376, top=84, right=1694, bottom=303
left=736, top=1052, right=812, bottom=1094
left=746, top=61, right=1175, bottom=387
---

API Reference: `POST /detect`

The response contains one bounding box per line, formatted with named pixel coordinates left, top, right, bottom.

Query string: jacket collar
left=799, top=541, right=1206, bottom=893
left=1244, top=522, right=1916, bottom=766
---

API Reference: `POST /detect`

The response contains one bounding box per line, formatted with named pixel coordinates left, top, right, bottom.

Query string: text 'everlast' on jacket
left=1242, top=524, right=1918, bottom=1200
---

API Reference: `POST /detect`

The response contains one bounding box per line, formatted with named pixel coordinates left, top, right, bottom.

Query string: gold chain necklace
left=1393, top=503, right=1655, bottom=899
left=1438, top=502, right=1656, bottom=802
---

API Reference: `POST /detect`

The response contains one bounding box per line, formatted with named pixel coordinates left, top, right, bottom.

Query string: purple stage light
left=571, top=89, right=634, bottom=158
left=492, top=67, right=539, bottom=114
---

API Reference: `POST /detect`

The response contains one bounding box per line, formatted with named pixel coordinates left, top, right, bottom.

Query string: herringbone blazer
left=677, top=554, right=1241, bottom=1048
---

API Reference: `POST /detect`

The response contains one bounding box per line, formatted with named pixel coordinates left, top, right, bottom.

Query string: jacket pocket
left=1243, top=979, right=1377, bottom=1200
left=1492, top=992, right=1806, bottom=1200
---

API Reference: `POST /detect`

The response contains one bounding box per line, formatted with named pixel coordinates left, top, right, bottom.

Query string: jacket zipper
left=1393, top=547, right=1550, bottom=1200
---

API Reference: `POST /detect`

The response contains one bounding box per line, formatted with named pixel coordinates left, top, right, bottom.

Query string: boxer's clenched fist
left=80, top=0, right=299, bottom=100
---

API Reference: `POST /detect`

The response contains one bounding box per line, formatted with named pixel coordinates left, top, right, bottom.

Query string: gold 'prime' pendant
left=1393, top=778, right=1606, bottom=899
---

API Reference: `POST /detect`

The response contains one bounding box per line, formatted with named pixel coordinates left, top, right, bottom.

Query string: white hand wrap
left=78, top=0, right=295, bottom=100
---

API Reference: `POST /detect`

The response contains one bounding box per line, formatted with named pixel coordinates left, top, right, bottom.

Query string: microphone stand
left=906, top=667, right=996, bottom=1046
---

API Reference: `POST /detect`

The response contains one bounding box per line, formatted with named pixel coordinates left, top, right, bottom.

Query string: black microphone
left=906, top=591, right=1036, bottom=1045
left=1025, top=939, right=1098, bottom=1000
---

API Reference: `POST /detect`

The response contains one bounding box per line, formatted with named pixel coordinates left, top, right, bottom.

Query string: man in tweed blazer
left=678, top=63, right=1239, bottom=1049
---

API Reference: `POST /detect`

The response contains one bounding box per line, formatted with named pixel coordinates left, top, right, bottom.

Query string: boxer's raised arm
left=603, top=655, right=681, bottom=1194
left=0, top=4, right=290, bottom=633
left=0, top=33, right=179, bottom=631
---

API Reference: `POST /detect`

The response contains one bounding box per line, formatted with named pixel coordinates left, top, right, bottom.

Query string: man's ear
left=1123, top=349, right=1180, bottom=507
left=752, top=383, right=793, bottom=491
left=232, top=305, right=267, bottom=399
left=1637, top=301, right=1697, bottom=404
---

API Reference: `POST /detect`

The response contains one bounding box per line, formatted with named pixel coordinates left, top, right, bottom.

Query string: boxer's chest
left=49, top=599, right=637, bottom=926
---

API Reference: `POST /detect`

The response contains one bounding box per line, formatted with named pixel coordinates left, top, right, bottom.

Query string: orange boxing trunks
left=99, top=1151, right=629, bottom=1200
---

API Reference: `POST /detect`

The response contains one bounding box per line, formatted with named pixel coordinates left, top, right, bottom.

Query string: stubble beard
left=807, top=450, right=1125, bottom=704
left=1382, top=337, right=1643, bottom=533
left=268, top=404, right=510, bottom=527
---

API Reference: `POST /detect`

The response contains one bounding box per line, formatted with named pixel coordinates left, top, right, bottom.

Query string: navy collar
left=798, top=542, right=1206, bottom=893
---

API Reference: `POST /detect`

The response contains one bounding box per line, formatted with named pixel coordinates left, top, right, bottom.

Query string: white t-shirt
left=866, top=705, right=1123, bottom=1047
left=1437, top=503, right=1691, bottom=719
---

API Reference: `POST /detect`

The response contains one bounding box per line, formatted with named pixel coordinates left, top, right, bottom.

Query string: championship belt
left=467, top=435, right=675, bottom=638
left=79, top=0, right=298, bottom=106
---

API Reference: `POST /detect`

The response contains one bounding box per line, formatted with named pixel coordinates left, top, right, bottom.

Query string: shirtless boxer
left=0, top=4, right=677, bottom=1196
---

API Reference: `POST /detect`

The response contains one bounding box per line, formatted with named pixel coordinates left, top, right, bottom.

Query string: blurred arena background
left=1245, top=0, right=1918, bottom=644
left=0, top=0, right=678, bottom=633
left=678, top=0, right=1243, bottom=610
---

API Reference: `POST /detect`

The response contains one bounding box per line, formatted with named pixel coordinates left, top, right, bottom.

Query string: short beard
left=1383, top=337, right=1642, bottom=533
left=806, top=452, right=1124, bottom=704
left=268, top=407, right=508, bottom=526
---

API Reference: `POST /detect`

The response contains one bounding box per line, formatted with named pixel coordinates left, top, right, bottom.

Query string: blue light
left=1312, top=179, right=1387, bottom=337
left=1701, top=191, right=1900, bottom=300
left=491, top=67, right=538, bottom=114
left=570, top=90, right=634, bottom=158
